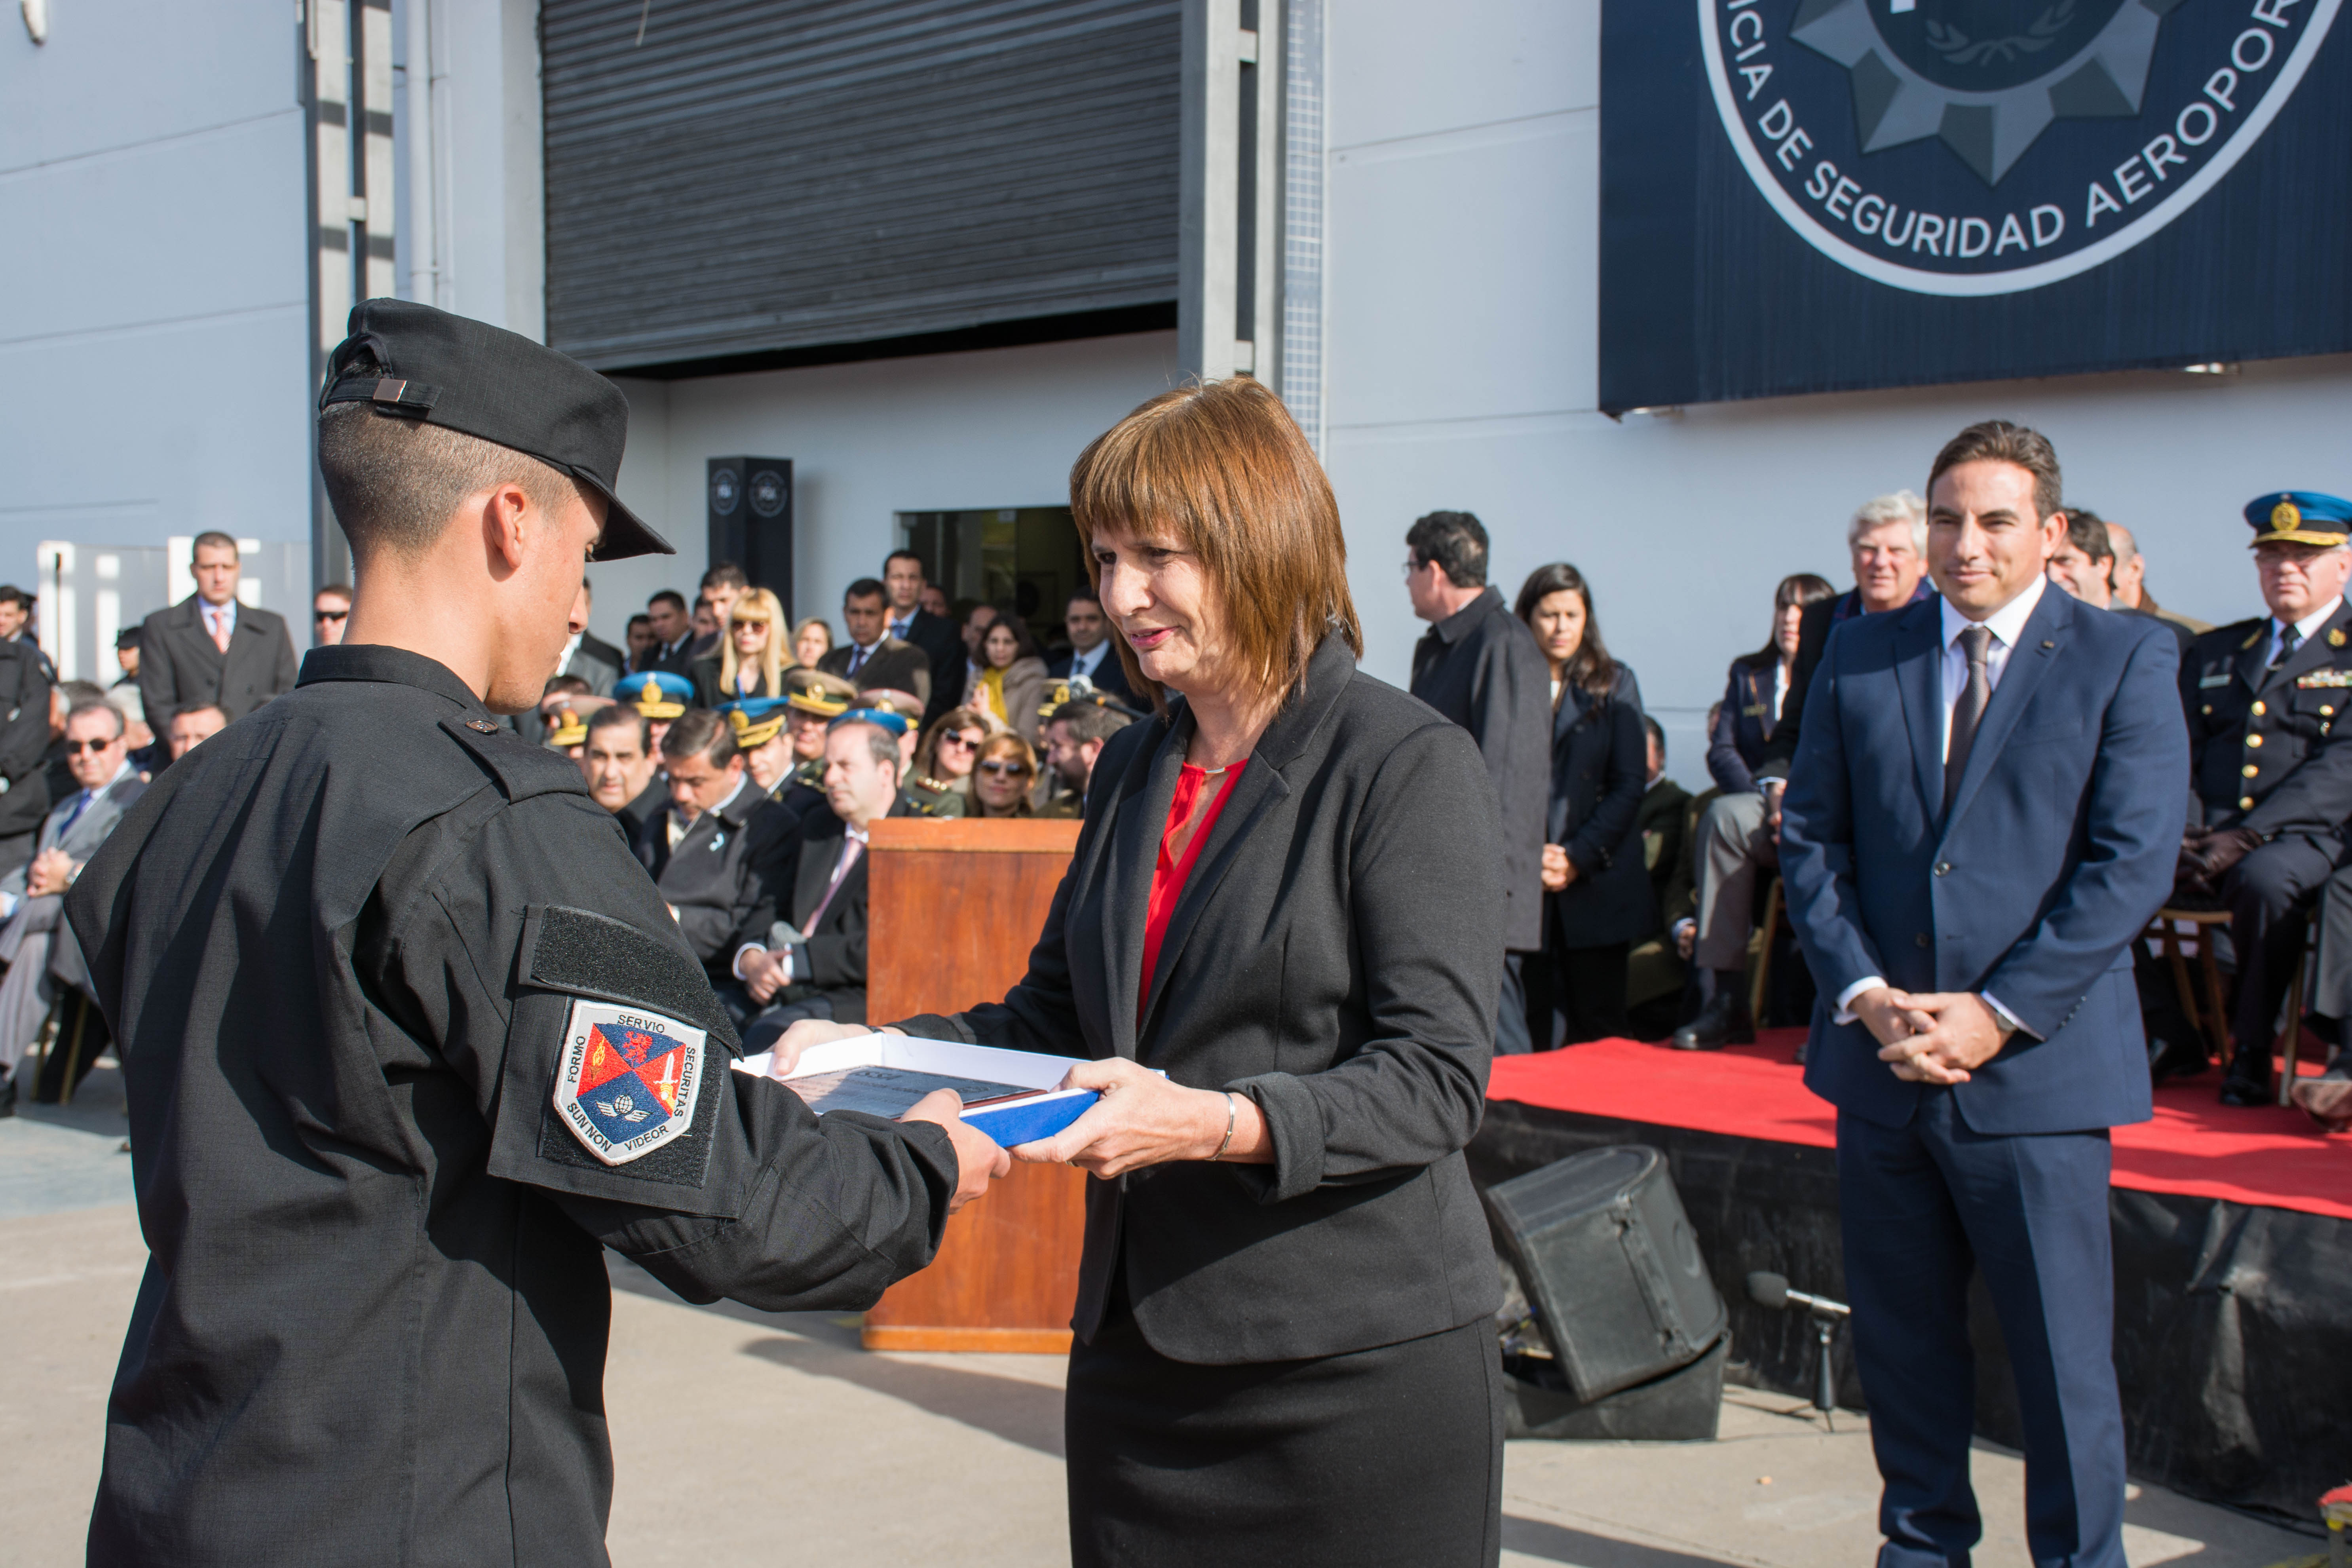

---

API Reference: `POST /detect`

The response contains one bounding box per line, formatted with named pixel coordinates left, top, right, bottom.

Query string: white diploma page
left=734, top=1035, right=1106, bottom=1148
left=780, top=1064, right=1037, bottom=1119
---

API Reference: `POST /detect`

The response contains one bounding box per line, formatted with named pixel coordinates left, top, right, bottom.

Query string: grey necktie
left=1944, top=625, right=1994, bottom=814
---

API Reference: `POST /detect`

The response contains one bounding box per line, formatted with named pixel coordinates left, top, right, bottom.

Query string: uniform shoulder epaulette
left=439, top=715, right=593, bottom=804
left=2195, top=616, right=2267, bottom=654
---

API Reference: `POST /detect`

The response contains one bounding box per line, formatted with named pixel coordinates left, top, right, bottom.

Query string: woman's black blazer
left=1545, top=665, right=1649, bottom=950
left=895, top=636, right=1505, bottom=1365
left=1706, top=655, right=1776, bottom=795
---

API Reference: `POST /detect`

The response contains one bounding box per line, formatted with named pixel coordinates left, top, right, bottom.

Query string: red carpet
left=1488, top=1029, right=2352, bottom=1221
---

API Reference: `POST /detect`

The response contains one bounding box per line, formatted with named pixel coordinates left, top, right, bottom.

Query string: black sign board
left=1600, top=0, right=2352, bottom=411
left=707, top=457, right=794, bottom=620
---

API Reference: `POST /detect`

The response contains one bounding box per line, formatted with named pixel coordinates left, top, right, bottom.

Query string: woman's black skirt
left=1064, top=1301, right=1504, bottom=1568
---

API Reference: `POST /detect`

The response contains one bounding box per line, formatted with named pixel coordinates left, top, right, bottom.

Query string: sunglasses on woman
left=939, top=732, right=984, bottom=752
left=977, top=759, right=1031, bottom=777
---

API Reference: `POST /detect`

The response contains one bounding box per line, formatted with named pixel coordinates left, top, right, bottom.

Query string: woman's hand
left=1011, top=1058, right=1270, bottom=1177
left=1540, top=842, right=1577, bottom=892
left=761, top=1020, right=889, bottom=1079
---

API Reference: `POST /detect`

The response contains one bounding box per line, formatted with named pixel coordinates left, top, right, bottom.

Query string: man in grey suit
left=0, top=698, right=145, bottom=1114
left=137, top=532, right=298, bottom=724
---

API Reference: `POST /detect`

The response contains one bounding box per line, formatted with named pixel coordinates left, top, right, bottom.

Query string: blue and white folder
left=734, top=1035, right=1098, bottom=1149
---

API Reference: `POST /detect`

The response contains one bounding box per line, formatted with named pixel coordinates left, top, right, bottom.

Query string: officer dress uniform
left=64, top=302, right=958, bottom=1566
left=2179, top=492, right=2352, bottom=1103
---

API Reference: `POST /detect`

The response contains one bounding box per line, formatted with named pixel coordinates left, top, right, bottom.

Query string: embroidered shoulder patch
left=552, top=999, right=708, bottom=1165
left=2296, top=669, right=2352, bottom=689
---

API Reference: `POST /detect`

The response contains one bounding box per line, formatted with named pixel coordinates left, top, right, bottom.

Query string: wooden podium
left=859, top=816, right=1089, bottom=1353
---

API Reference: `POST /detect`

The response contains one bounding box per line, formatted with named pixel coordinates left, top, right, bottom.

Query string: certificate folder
left=735, top=1035, right=1097, bottom=1149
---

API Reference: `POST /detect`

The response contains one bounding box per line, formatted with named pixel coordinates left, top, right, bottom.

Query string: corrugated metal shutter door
left=541, top=0, right=1181, bottom=372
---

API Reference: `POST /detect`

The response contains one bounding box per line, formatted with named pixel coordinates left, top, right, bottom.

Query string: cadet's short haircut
left=701, top=562, right=748, bottom=593
left=1406, top=511, right=1489, bottom=588
left=843, top=577, right=887, bottom=606
left=191, top=530, right=240, bottom=559
left=543, top=673, right=593, bottom=698
left=2063, top=507, right=2115, bottom=567
left=1049, top=701, right=1134, bottom=747
left=585, top=703, right=650, bottom=752
left=835, top=718, right=901, bottom=776
left=171, top=703, right=229, bottom=729
left=66, top=698, right=125, bottom=739
left=1927, top=420, right=2063, bottom=524
left=316, top=402, right=582, bottom=563
left=648, top=589, right=687, bottom=614
left=659, top=707, right=737, bottom=767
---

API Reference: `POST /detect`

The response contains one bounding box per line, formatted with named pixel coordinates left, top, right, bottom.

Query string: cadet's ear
left=481, top=482, right=533, bottom=574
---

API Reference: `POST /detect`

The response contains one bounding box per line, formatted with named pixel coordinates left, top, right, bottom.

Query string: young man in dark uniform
left=65, top=301, right=1004, bottom=1567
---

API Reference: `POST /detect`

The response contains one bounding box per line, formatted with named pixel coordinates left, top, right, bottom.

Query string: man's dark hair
left=843, top=577, right=887, bottom=607
left=543, top=674, right=593, bottom=699
left=626, top=612, right=652, bottom=631
left=884, top=549, right=925, bottom=578
left=315, top=582, right=353, bottom=603
left=0, top=585, right=35, bottom=612
left=648, top=589, right=688, bottom=615
left=171, top=702, right=229, bottom=729
left=1067, top=587, right=1102, bottom=610
left=1926, top=420, right=2063, bottom=523
left=191, top=530, right=240, bottom=559
left=585, top=703, right=651, bottom=752
left=66, top=698, right=125, bottom=739
left=116, top=627, right=143, bottom=650
left=1641, top=713, right=1665, bottom=756
left=701, top=562, right=748, bottom=593
left=1406, top=511, right=1489, bottom=588
left=1050, top=701, right=1134, bottom=746
left=2063, top=507, right=2115, bottom=568
left=659, top=707, right=738, bottom=766
left=316, top=403, right=578, bottom=562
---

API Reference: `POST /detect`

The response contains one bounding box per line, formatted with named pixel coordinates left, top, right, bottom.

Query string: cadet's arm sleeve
left=362, top=793, right=958, bottom=1312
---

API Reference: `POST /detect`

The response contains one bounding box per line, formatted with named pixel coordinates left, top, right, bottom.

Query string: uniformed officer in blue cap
left=2173, top=491, right=2352, bottom=1103
left=718, top=695, right=809, bottom=825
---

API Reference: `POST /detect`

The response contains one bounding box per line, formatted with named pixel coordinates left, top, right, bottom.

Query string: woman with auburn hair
left=788, top=615, right=833, bottom=671
left=968, top=732, right=1040, bottom=818
left=910, top=705, right=999, bottom=801
left=768, top=378, right=1506, bottom=1566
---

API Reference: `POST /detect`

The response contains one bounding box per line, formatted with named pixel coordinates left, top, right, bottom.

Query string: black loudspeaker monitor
left=1484, top=1144, right=1726, bottom=1404
left=707, top=457, right=793, bottom=619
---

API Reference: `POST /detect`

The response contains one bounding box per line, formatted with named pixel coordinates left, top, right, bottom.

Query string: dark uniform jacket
left=0, top=636, right=53, bottom=841
left=817, top=635, right=933, bottom=709
left=65, top=646, right=955, bottom=1567
left=136, top=594, right=299, bottom=723
left=2181, top=601, right=2352, bottom=845
left=633, top=774, right=799, bottom=987
left=897, top=636, right=1503, bottom=1364
left=1708, top=654, right=1780, bottom=795
left=1636, top=775, right=1695, bottom=942
left=768, top=798, right=914, bottom=1024
left=1409, top=586, right=1552, bottom=951
left=1545, top=666, right=1651, bottom=949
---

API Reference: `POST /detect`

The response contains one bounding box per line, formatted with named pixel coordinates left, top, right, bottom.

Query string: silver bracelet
left=1207, top=1092, right=1237, bottom=1161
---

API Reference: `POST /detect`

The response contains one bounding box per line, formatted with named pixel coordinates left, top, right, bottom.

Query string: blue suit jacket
left=1780, top=589, right=2188, bottom=1135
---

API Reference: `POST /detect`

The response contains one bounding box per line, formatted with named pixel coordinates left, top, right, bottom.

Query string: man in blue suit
left=1780, top=420, right=2189, bottom=1568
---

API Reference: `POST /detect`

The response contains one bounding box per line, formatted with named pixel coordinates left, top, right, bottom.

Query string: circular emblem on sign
left=1701, top=0, right=2342, bottom=294
left=748, top=468, right=787, bottom=519
left=2274, top=498, right=2304, bottom=530
left=709, top=468, right=740, bottom=516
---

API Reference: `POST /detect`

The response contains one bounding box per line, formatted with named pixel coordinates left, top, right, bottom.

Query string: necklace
left=1190, top=762, right=1235, bottom=777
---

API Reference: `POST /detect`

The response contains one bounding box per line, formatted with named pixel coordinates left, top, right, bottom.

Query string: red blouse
left=1139, top=760, right=1247, bottom=1021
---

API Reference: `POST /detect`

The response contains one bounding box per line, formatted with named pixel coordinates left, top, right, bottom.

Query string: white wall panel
left=0, top=0, right=293, bottom=171
left=1324, top=0, right=1592, bottom=150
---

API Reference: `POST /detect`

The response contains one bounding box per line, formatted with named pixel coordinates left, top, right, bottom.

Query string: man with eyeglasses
left=313, top=583, right=352, bottom=647
left=0, top=699, right=144, bottom=1116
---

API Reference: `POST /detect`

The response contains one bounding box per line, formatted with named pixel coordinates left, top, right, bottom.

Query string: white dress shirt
left=200, top=598, right=238, bottom=646
left=1835, top=573, right=2046, bottom=1033
left=2266, top=596, right=2343, bottom=668
left=1067, top=640, right=1110, bottom=682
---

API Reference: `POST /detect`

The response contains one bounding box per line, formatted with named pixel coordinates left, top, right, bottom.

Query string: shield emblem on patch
left=551, top=1000, right=708, bottom=1165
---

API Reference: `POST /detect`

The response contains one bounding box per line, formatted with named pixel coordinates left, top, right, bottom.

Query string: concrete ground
left=6, top=1061, right=2325, bottom=1568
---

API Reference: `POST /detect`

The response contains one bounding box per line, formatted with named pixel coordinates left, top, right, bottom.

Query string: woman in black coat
left=1707, top=572, right=1835, bottom=795
left=1518, top=563, right=1648, bottom=1045
left=767, top=379, right=1505, bottom=1568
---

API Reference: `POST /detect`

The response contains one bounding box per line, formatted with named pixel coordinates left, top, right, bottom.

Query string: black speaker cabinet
left=707, top=457, right=793, bottom=619
left=1484, top=1144, right=1726, bottom=1404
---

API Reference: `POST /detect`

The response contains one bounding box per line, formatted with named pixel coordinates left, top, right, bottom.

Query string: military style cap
left=720, top=696, right=790, bottom=749
left=831, top=706, right=911, bottom=737
left=2246, top=491, right=2352, bottom=549
left=1039, top=675, right=1143, bottom=721
left=781, top=667, right=857, bottom=718
left=319, top=299, right=673, bottom=562
left=544, top=708, right=589, bottom=749
left=615, top=671, right=693, bottom=718
left=857, top=688, right=924, bottom=724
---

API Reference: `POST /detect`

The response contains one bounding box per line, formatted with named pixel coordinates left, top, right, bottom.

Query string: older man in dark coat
left=1405, top=510, right=1551, bottom=1053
